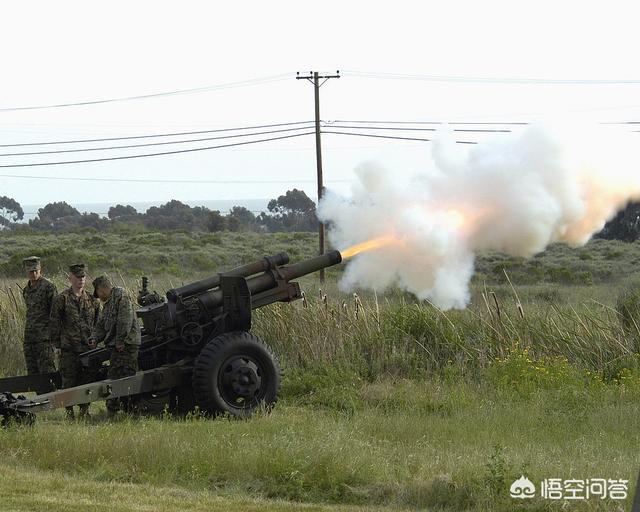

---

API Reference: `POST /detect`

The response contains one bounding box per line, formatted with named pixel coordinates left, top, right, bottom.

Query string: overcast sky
left=1, top=0, right=639, bottom=212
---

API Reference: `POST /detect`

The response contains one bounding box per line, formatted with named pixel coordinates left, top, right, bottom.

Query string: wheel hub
left=221, top=357, right=262, bottom=402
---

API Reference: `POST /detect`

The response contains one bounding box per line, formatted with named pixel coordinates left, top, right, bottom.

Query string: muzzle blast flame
left=318, top=123, right=640, bottom=309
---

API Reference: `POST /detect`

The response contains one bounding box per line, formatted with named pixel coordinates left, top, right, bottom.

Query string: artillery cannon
left=0, top=250, right=342, bottom=424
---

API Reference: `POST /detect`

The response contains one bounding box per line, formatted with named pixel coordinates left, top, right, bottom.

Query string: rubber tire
left=192, top=332, right=281, bottom=418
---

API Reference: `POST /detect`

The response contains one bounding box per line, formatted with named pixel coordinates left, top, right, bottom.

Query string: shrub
left=616, top=286, right=640, bottom=334
left=486, top=345, right=592, bottom=398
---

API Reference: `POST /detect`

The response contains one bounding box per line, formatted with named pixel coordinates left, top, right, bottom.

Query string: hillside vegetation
left=0, top=231, right=639, bottom=510
left=2, top=230, right=640, bottom=284
left=0, top=231, right=319, bottom=278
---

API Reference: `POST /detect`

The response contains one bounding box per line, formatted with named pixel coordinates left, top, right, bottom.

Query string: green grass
left=475, top=238, right=640, bottom=285
left=0, top=379, right=638, bottom=511
left=2, top=232, right=640, bottom=510
left=0, top=231, right=319, bottom=278
left=3, top=230, right=640, bottom=285
left=0, top=465, right=380, bottom=512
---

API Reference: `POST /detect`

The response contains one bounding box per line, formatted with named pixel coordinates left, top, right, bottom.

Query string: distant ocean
left=21, top=199, right=271, bottom=222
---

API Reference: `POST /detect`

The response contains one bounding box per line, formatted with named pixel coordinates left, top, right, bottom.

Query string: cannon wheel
left=192, top=331, right=281, bottom=418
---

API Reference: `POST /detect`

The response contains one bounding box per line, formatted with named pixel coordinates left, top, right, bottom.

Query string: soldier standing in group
left=21, top=256, right=57, bottom=375
left=50, top=263, right=101, bottom=419
left=91, top=275, right=141, bottom=416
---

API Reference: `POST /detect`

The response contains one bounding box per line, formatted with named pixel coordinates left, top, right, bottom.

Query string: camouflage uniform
left=50, top=269, right=101, bottom=415
left=92, top=283, right=141, bottom=413
left=22, top=268, right=57, bottom=375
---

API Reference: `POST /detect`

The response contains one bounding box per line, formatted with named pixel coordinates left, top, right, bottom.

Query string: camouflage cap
left=92, top=275, right=112, bottom=298
left=69, top=263, right=87, bottom=278
left=22, top=256, right=41, bottom=271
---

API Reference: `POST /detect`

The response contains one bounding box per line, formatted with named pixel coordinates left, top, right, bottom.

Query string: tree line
left=3, top=191, right=640, bottom=240
left=595, top=202, right=640, bottom=242
left=0, top=189, right=318, bottom=233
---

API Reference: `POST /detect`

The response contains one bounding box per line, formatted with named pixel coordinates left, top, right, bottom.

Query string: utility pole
left=296, top=70, right=340, bottom=283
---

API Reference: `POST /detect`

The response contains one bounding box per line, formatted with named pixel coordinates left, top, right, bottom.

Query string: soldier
left=21, top=256, right=57, bottom=375
left=91, top=275, right=141, bottom=416
left=50, top=263, right=101, bottom=419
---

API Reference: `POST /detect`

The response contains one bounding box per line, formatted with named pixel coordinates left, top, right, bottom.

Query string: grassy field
left=1, top=231, right=640, bottom=510
left=1, top=383, right=638, bottom=511
left=0, top=230, right=320, bottom=278
left=1, top=230, right=639, bottom=284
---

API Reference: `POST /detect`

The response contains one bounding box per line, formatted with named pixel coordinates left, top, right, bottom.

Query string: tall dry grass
left=1, top=275, right=639, bottom=380
left=254, top=283, right=640, bottom=384
left=0, top=281, right=27, bottom=376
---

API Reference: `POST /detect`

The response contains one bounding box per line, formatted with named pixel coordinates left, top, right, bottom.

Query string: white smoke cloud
left=318, top=123, right=640, bottom=309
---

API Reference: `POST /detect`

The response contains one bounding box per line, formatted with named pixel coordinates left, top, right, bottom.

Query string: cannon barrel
left=166, top=252, right=290, bottom=302
left=198, top=250, right=342, bottom=311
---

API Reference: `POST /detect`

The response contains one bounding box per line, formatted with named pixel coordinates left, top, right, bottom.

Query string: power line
left=334, top=118, right=640, bottom=126
left=322, top=131, right=433, bottom=141
left=0, top=126, right=316, bottom=157
left=0, top=121, right=314, bottom=148
left=0, top=132, right=316, bottom=168
left=328, top=119, right=530, bottom=125
left=321, top=130, right=478, bottom=144
left=322, top=124, right=511, bottom=133
left=6, top=122, right=636, bottom=166
left=325, top=124, right=437, bottom=131
left=9, top=117, right=638, bottom=167
left=6, top=118, right=639, bottom=151
left=342, top=70, right=640, bottom=85
left=0, top=73, right=293, bottom=112
left=2, top=175, right=351, bottom=184
left=453, top=128, right=512, bottom=133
